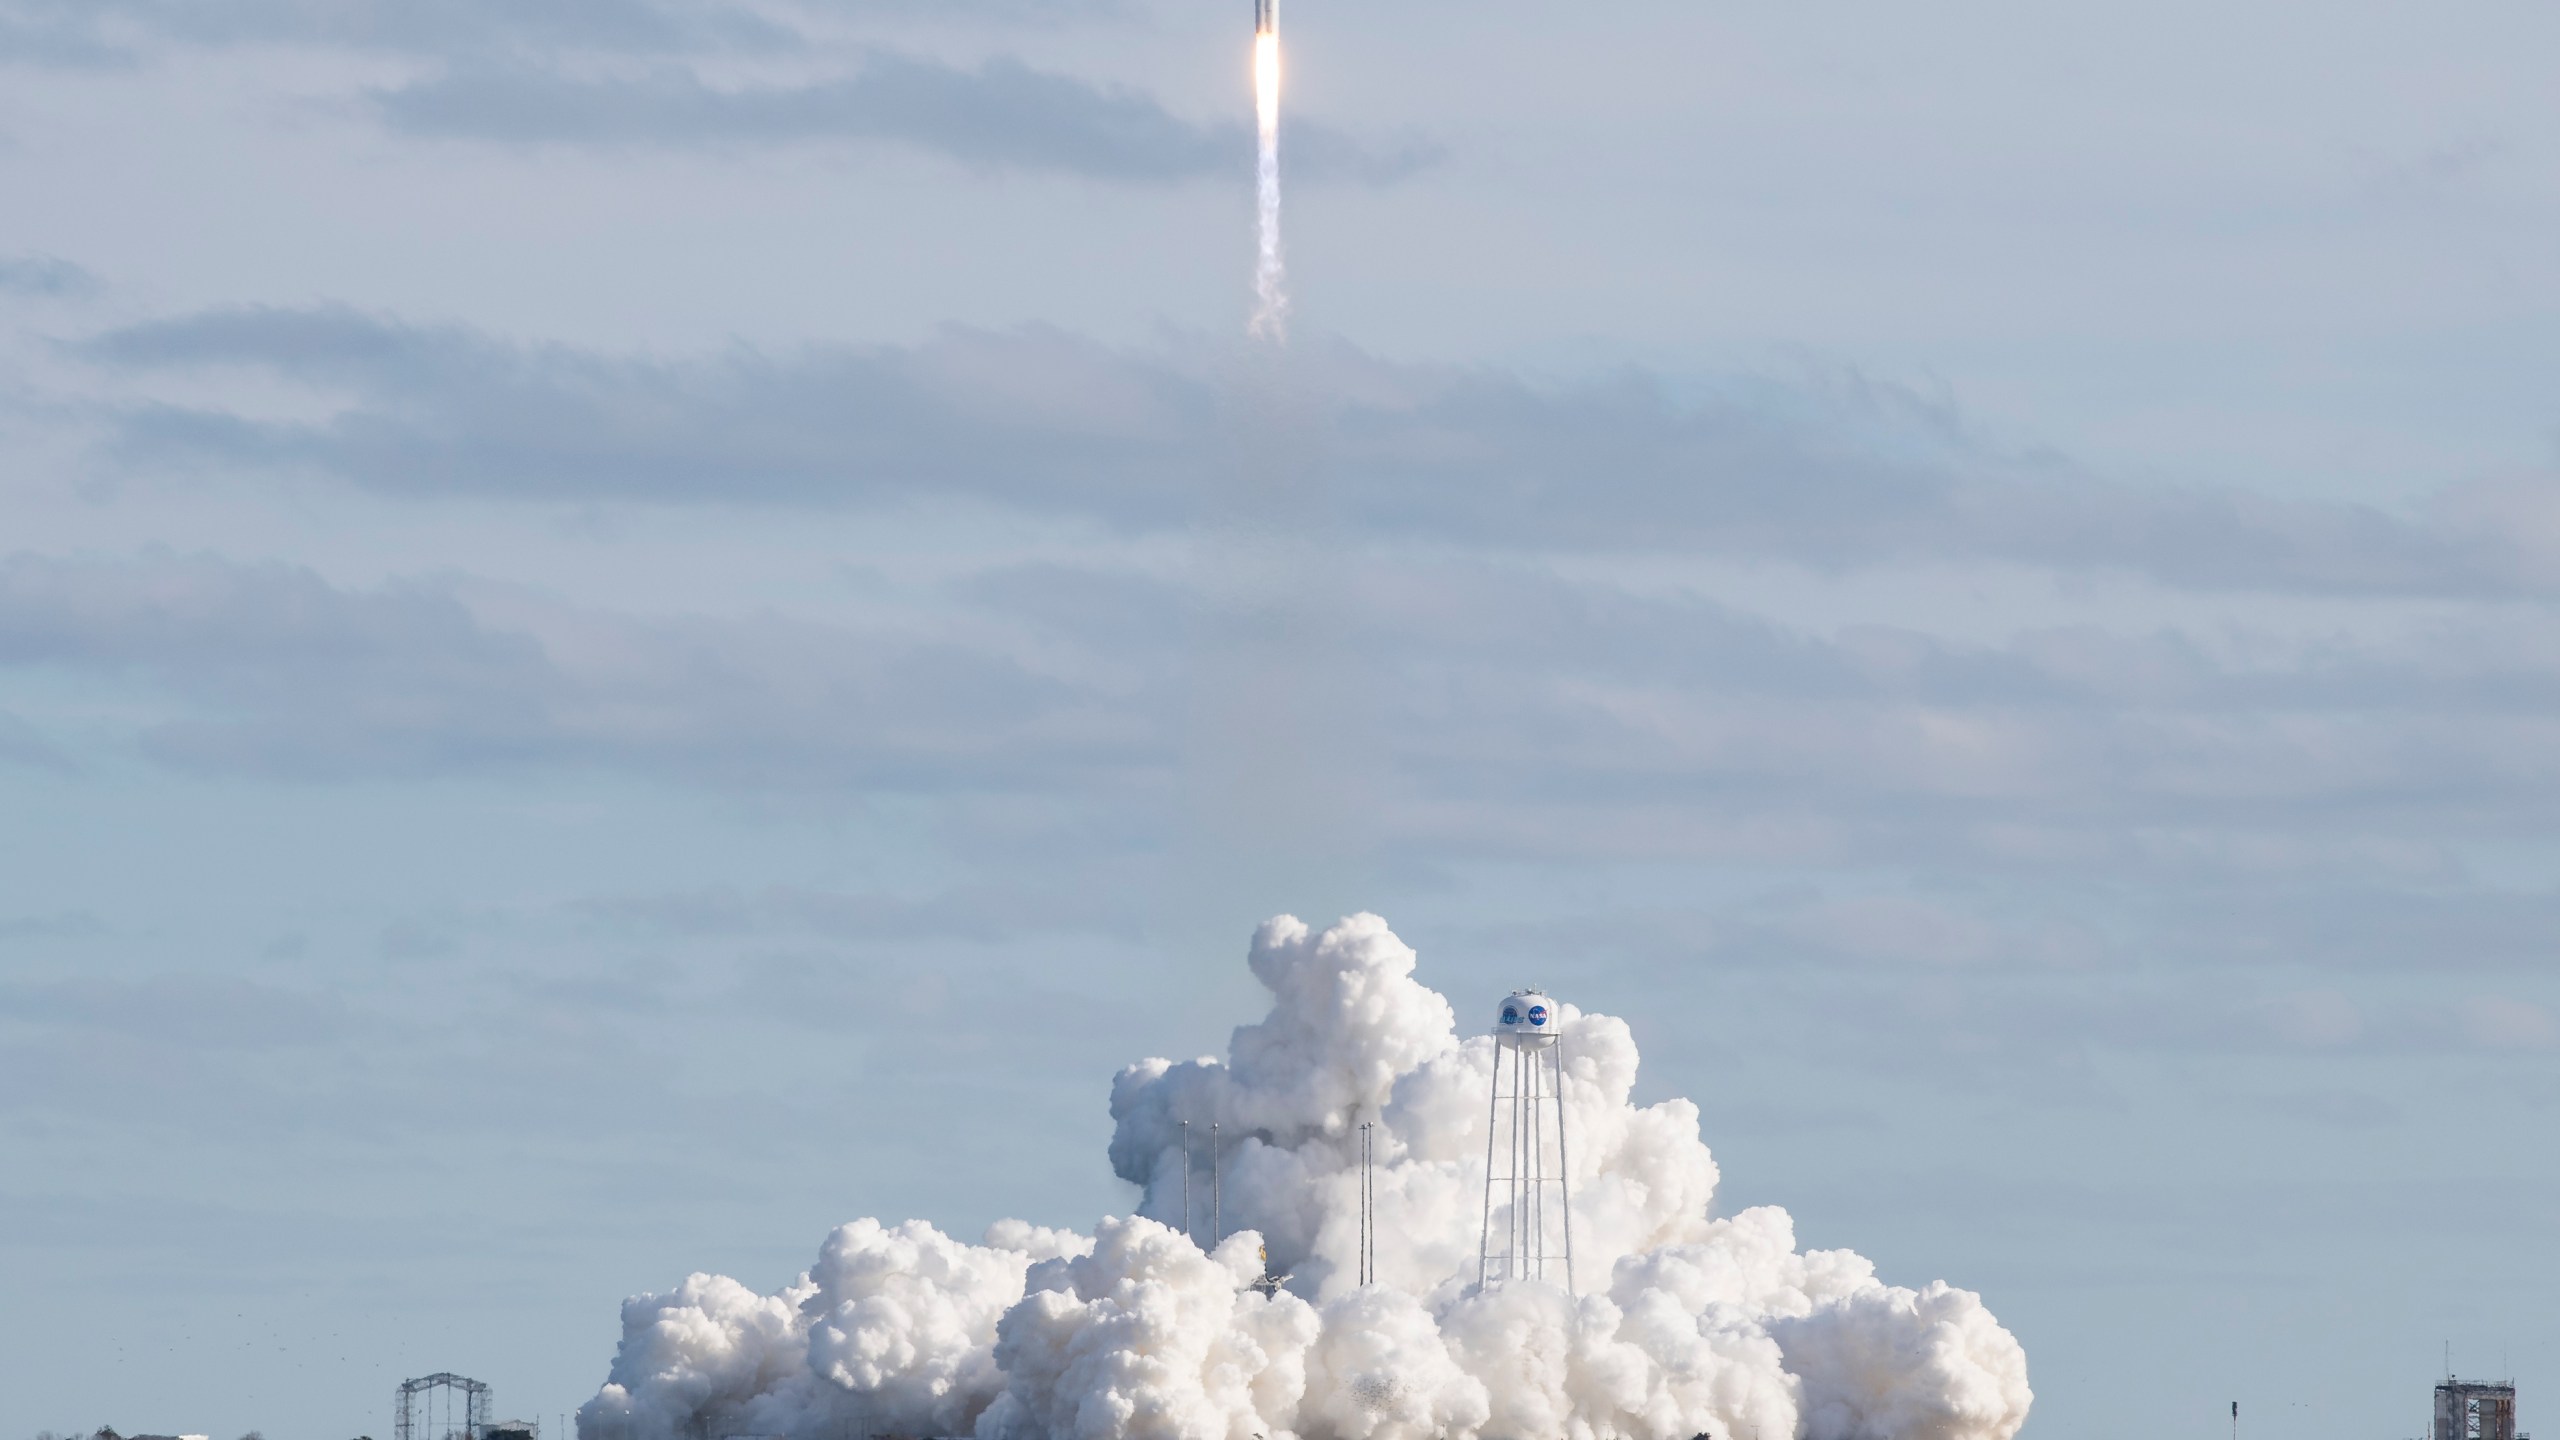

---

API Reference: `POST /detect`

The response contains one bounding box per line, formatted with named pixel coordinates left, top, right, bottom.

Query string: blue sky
left=2, top=1, right=2556, bottom=1436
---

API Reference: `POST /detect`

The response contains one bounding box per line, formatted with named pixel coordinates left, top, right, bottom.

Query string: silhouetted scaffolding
left=397, top=1372, right=493, bottom=1440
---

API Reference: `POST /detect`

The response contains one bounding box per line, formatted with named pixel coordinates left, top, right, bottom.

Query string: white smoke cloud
left=581, top=913, right=2030, bottom=1440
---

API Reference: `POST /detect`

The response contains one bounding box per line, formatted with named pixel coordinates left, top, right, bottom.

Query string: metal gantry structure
left=2436, top=1379, right=2522, bottom=1440
left=396, top=1372, right=492, bottom=1440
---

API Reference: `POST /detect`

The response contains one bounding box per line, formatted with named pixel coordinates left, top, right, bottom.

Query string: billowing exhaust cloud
left=581, top=914, right=2031, bottom=1440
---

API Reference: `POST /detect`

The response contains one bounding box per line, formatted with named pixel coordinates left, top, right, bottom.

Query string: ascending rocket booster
left=1256, top=0, right=1276, bottom=37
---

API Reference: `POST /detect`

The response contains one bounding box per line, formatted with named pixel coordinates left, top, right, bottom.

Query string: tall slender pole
left=1530, top=1039, right=1544, bottom=1281
left=1511, top=1041, right=1526, bottom=1281
left=1211, top=1121, right=1222, bottom=1245
left=1521, top=1040, right=1534, bottom=1281
left=1478, top=1037, right=1500, bottom=1287
left=1363, top=1122, right=1378, bottom=1284
left=1525, top=1040, right=1546, bottom=1276
left=1357, top=1122, right=1368, bottom=1285
left=1505, top=1030, right=1525, bottom=1276
left=1553, top=1041, right=1575, bottom=1295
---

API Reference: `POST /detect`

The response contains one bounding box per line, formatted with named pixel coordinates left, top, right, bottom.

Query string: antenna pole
left=1515, top=1030, right=1536, bottom=1276
left=1506, top=1039, right=1519, bottom=1279
left=1478, top=1035, right=1500, bottom=1287
left=1212, top=1121, right=1222, bottom=1245
left=1553, top=1039, right=1575, bottom=1295
left=1357, top=1122, right=1369, bottom=1285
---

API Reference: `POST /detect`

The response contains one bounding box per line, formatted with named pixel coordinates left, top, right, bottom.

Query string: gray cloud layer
left=0, top=551, right=1153, bottom=787
left=0, top=255, right=97, bottom=296
left=0, top=1, right=1431, bottom=183
left=370, top=58, right=1441, bottom=182
left=74, top=305, right=2557, bottom=596
left=8, top=547, right=2558, bottom=874
left=0, top=0, right=792, bottom=64
left=0, top=708, right=71, bottom=770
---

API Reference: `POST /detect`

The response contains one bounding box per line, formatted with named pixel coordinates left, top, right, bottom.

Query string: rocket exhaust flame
left=1250, top=3, right=1284, bottom=339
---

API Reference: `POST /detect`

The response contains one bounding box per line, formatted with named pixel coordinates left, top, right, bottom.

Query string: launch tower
left=2436, top=1379, right=2520, bottom=1440
left=395, top=1373, right=491, bottom=1440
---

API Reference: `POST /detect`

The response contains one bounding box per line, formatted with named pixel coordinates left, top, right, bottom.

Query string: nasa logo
left=1527, top=1004, right=1548, bottom=1025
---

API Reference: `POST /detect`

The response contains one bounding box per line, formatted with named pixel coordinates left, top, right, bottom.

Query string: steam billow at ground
left=580, top=915, right=2031, bottom=1440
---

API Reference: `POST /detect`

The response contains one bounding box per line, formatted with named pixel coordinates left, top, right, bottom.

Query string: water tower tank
left=1494, top=989, right=1559, bottom=1045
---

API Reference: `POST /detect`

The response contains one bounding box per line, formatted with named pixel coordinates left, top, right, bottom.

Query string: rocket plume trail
left=1251, top=10, right=1285, bottom=339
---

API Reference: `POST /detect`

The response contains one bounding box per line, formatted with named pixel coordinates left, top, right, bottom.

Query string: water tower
left=1477, top=988, right=1574, bottom=1292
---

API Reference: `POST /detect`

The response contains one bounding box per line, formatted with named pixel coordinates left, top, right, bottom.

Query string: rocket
left=1255, top=0, right=1276, bottom=37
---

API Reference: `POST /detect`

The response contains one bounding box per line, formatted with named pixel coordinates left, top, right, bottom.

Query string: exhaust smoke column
left=1251, top=0, right=1286, bottom=338
left=578, top=914, right=2036, bottom=1440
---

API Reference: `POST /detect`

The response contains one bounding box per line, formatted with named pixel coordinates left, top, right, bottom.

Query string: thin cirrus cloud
left=7, top=547, right=2560, bottom=867
left=83, top=306, right=1223, bottom=524
left=0, top=255, right=97, bottom=297
left=0, top=972, right=349, bottom=1051
left=0, top=550, right=1155, bottom=789
left=366, top=55, right=1445, bottom=183
left=0, top=909, right=105, bottom=941
left=73, top=302, right=2552, bottom=596
left=573, top=881, right=1140, bottom=944
left=0, top=0, right=795, bottom=65
left=0, top=708, right=73, bottom=771
left=0, top=0, right=1429, bottom=189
